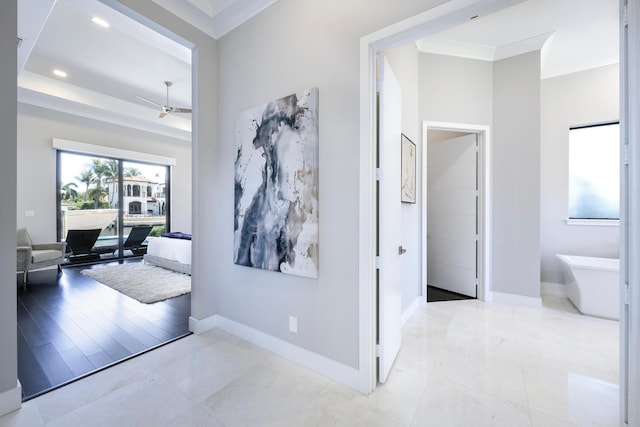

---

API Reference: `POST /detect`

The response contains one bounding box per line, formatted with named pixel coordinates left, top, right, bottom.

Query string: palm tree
left=87, top=187, right=108, bottom=209
left=61, top=182, right=78, bottom=200
left=124, top=167, right=142, bottom=178
left=103, top=159, right=119, bottom=205
left=91, top=159, right=108, bottom=191
left=75, top=169, right=95, bottom=200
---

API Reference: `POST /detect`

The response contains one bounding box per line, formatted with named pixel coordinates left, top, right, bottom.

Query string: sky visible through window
left=568, top=122, right=620, bottom=219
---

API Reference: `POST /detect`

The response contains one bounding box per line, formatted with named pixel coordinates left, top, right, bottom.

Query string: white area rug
left=81, top=262, right=191, bottom=303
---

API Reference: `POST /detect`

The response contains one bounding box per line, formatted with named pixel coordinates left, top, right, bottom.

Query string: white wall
left=492, top=51, right=541, bottom=300
left=16, top=104, right=192, bottom=242
left=540, top=64, right=620, bottom=284
left=0, top=0, right=20, bottom=416
left=385, top=44, right=422, bottom=312
left=419, top=53, right=493, bottom=125
left=216, top=0, right=448, bottom=370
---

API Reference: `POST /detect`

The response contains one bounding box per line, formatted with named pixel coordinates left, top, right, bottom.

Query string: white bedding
left=146, top=236, right=192, bottom=265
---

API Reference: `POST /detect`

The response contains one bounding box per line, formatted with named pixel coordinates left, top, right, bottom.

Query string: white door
left=377, top=56, right=403, bottom=384
left=427, top=134, right=477, bottom=298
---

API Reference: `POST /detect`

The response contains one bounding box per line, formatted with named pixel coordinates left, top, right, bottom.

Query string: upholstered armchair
left=17, top=228, right=67, bottom=290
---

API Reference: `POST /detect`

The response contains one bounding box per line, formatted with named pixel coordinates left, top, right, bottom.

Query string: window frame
left=567, top=121, right=620, bottom=223
left=54, top=139, right=173, bottom=261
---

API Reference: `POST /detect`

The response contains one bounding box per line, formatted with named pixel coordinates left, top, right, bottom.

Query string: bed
left=143, top=232, right=192, bottom=275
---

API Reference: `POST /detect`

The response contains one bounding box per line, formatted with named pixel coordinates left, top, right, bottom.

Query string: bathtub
left=556, top=254, right=620, bottom=320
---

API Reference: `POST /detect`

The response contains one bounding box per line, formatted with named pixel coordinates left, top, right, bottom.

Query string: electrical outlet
left=289, top=316, right=298, bottom=333
left=25, top=210, right=35, bottom=217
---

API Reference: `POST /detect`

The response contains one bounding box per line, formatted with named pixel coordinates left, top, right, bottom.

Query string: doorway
left=15, top=0, right=196, bottom=401
left=363, top=7, right=631, bottom=421
left=426, top=132, right=478, bottom=299
left=425, top=130, right=478, bottom=301
left=421, top=122, right=491, bottom=303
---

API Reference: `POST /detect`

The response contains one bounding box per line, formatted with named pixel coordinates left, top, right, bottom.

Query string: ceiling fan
left=135, top=81, right=191, bottom=118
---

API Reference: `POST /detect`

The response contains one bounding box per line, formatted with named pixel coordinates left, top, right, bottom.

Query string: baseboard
left=0, top=381, right=21, bottom=417
left=541, top=282, right=567, bottom=296
left=491, top=291, right=542, bottom=308
left=401, top=296, right=423, bottom=326
left=188, top=315, right=217, bottom=334
left=214, top=315, right=361, bottom=391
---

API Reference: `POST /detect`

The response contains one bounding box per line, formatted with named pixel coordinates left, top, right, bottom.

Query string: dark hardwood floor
left=427, top=285, right=475, bottom=302
left=17, top=259, right=191, bottom=401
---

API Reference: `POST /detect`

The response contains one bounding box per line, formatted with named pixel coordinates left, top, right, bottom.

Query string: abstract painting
left=401, top=134, right=416, bottom=203
left=234, top=88, right=319, bottom=278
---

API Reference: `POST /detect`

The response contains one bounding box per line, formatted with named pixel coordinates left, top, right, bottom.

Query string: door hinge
left=623, top=3, right=628, bottom=27
left=376, top=168, right=382, bottom=181
left=375, top=344, right=381, bottom=357
left=375, top=256, right=381, bottom=269
left=625, top=283, right=630, bottom=305
left=624, top=144, right=630, bottom=165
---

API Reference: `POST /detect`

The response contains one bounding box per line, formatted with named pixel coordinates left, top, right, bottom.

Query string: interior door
left=427, top=133, right=477, bottom=298
left=377, top=55, right=403, bottom=384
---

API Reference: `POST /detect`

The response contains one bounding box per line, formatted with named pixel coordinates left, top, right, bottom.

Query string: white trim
left=491, top=291, right=542, bottom=308
left=621, top=0, right=640, bottom=423
left=422, top=121, right=492, bottom=303
left=0, top=381, right=21, bottom=417
left=188, top=315, right=217, bottom=334
left=52, top=138, right=177, bottom=166
left=565, top=218, right=620, bottom=227
left=215, top=315, right=361, bottom=391
left=358, top=33, right=377, bottom=396
left=401, top=297, right=423, bottom=326
left=541, top=281, right=567, bottom=296
left=359, top=0, right=526, bottom=395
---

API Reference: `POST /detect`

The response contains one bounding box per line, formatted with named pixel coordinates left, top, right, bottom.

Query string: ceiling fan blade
left=135, top=95, right=162, bottom=109
left=136, top=83, right=190, bottom=119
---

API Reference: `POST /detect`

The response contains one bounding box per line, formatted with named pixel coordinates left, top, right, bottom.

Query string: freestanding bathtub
left=556, top=254, right=620, bottom=320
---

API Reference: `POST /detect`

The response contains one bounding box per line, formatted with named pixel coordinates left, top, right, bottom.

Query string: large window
left=568, top=122, right=620, bottom=220
left=58, top=151, right=170, bottom=262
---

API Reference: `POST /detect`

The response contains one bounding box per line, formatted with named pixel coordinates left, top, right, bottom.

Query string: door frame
left=358, top=0, right=524, bottom=394
left=620, top=0, right=640, bottom=423
left=422, top=122, right=491, bottom=302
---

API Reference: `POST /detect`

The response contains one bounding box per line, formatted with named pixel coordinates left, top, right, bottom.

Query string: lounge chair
left=17, top=228, right=67, bottom=290
left=92, top=225, right=153, bottom=256
left=65, top=229, right=102, bottom=262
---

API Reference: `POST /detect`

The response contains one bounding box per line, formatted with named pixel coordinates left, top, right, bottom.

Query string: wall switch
left=25, top=210, right=35, bottom=217
left=289, top=316, right=298, bottom=333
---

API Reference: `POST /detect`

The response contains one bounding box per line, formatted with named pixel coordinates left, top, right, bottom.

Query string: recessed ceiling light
left=91, top=17, right=110, bottom=28
left=53, top=69, right=67, bottom=78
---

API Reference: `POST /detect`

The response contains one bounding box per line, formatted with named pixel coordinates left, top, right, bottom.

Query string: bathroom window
left=568, top=122, right=620, bottom=220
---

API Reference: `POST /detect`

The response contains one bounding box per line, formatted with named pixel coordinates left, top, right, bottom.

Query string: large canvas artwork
left=234, top=88, right=319, bottom=278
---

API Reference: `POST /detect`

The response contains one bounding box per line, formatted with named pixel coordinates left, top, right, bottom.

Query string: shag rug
left=81, top=262, right=191, bottom=303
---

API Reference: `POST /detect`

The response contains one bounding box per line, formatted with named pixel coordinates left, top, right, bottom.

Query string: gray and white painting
left=234, top=88, right=319, bottom=278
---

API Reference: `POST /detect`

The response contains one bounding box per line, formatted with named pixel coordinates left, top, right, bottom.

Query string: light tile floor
left=0, top=294, right=619, bottom=426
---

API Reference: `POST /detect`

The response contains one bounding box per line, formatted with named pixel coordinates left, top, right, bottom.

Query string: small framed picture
left=401, top=134, right=416, bottom=203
